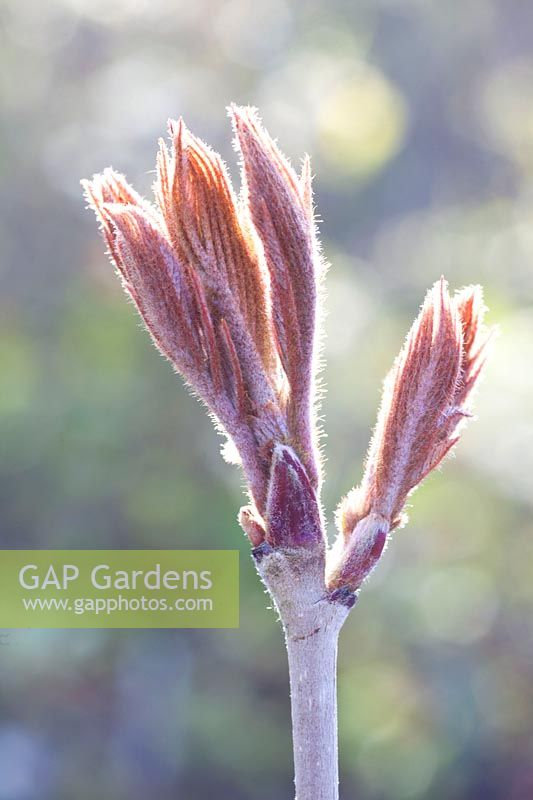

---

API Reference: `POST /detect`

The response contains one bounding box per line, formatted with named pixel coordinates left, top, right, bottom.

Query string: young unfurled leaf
left=231, top=106, right=323, bottom=490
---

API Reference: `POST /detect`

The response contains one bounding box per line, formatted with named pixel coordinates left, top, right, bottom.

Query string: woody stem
left=253, top=545, right=352, bottom=800
left=285, top=614, right=343, bottom=800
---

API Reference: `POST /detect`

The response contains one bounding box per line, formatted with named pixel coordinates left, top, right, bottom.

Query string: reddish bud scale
left=265, top=445, right=324, bottom=550
left=238, top=506, right=266, bottom=548
left=327, top=514, right=389, bottom=592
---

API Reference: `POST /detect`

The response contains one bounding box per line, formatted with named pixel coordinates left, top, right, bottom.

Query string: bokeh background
left=1, top=1, right=532, bottom=798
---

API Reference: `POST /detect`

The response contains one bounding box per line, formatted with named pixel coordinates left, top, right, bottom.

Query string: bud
left=264, top=445, right=324, bottom=550
left=238, top=506, right=266, bottom=548
left=82, top=109, right=327, bottom=521
left=329, top=278, right=493, bottom=591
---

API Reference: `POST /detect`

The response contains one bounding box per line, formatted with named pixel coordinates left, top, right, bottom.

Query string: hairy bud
left=83, top=109, right=325, bottom=519
left=265, top=445, right=324, bottom=550
left=328, top=279, right=494, bottom=591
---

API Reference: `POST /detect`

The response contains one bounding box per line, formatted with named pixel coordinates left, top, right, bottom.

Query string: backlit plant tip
left=82, top=107, right=494, bottom=800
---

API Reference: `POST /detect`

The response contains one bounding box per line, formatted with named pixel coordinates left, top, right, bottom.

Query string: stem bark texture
left=285, top=614, right=342, bottom=799
left=254, top=545, right=351, bottom=800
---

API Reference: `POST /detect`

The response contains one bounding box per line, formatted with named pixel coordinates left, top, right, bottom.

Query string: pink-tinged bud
left=326, top=514, right=389, bottom=591
left=329, top=278, right=493, bottom=591
left=83, top=109, right=334, bottom=520
left=265, top=445, right=324, bottom=550
left=238, top=506, right=266, bottom=547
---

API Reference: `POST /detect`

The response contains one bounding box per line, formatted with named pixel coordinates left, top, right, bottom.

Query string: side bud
left=265, top=444, right=325, bottom=550
left=238, top=506, right=266, bottom=547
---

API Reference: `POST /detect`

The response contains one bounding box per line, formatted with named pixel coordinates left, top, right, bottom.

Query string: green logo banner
left=0, top=550, right=239, bottom=629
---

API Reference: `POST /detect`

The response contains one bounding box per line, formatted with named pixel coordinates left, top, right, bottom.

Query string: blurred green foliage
left=1, top=1, right=532, bottom=798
